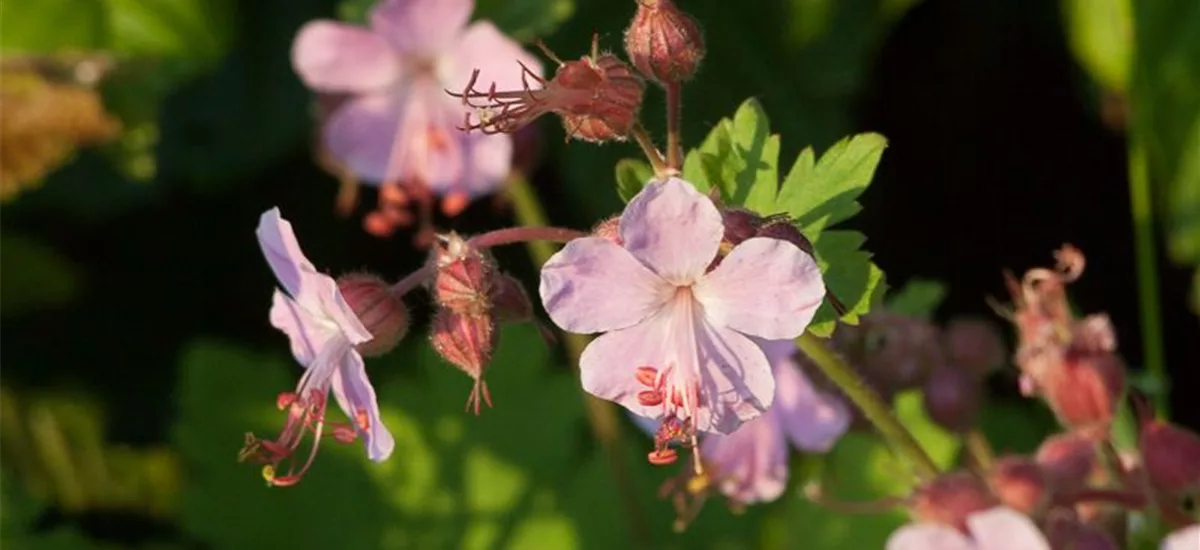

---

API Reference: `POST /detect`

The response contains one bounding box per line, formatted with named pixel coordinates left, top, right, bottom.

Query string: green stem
left=1127, top=141, right=1168, bottom=419
left=505, top=173, right=653, bottom=547
left=795, top=332, right=939, bottom=481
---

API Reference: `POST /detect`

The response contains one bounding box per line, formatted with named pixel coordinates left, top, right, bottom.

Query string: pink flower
left=539, top=177, right=825, bottom=444
left=699, top=338, right=850, bottom=504
left=886, top=506, right=1050, bottom=550
left=243, top=208, right=394, bottom=486
left=291, top=0, right=541, bottom=201
left=1163, top=525, right=1198, bottom=550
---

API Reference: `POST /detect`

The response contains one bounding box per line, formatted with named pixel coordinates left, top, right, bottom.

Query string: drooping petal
left=701, top=415, right=789, bottom=504
left=257, top=208, right=317, bottom=297
left=886, top=524, right=974, bottom=550
left=1162, top=525, right=1199, bottom=550
left=541, top=237, right=673, bottom=334
left=692, top=318, right=776, bottom=434
left=770, top=345, right=850, bottom=452
left=369, top=0, right=472, bottom=56
left=694, top=236, right=825, bottom=340
left=270, top=290, right=341, bottom=365
left=445, top=21, right=543, bottom=96
left=453, top=132, right=513, bottom=197
left=291, top=20, right=401, bottom=93
left=330, top=352, right=395, bottom=461
left=619, top=178, right=723, bottom=285
left=968, top=507, right=1051, bottom=550
left=324, top=91, right=411, bottom=184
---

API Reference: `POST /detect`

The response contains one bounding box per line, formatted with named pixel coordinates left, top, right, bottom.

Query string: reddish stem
left=666, top=81, right=683, bottom=170
left=468, top=226, right=588, bottom=249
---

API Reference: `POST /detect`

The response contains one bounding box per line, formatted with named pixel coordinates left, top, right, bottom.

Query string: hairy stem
left=469, top=226, right=588, bottom=249
left=965, top=429, right=994, bottom=472
left=665, top=82, right=683, bottom=170
left=796, top=331, right=940, bottom=481
left=1126, top=142, right=1167, bottom=419
left=505, top=173, right=652, bottom=546
left=631, top=122, right=669, bottom=177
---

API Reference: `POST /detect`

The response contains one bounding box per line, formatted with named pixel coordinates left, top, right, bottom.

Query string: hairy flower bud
left=721, top=207, right=762, bottom=248
left=1035, top=432, right=1097, bottom=495
left=755, top=217, right=814, bottom=256
left=491, top=272, right=533, bottom=324
left=593, top=215, right=623, bottom=244
left=987, top=456, right=1049, bottom=515
left=336, top=273, right=409, bottom=357
left=430, top=309, right=499, bottom=415
left=943, top=317, right=1006, bottom=377
left=922, top=365, right=982, bottom=433
left=432, top=233, right=495, bottom=316
left=453, top=36, right=645, bottom=143
left=910, top=472, right=999, bottom=532
left=624, top=0, right=706, bottom=84
left=1139, top=420, right=1200, bottom=495
left=837, top=313, right=943, bottom=391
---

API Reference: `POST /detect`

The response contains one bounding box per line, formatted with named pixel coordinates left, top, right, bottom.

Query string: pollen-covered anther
left=638, top=390, right=664, bottom=406
left=449, top=35, right=645, bottom=143
left=649, top=448, right=679, bottom=465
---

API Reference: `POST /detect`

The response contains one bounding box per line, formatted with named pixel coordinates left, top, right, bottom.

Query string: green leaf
left=894, top=390, right=961, bottom=470
left=615, top=158, right=653, bottom=203
left=729, top=98, right=782, bottom=212
left=776, top=133, right=887, bottom=236
left=682, top=121, right=733, bottom=196
left=806, top=230, right=886, bottom=337
left=884, top=278, right=948, bottom=320
left=0, top=233, right=81, bottom=318
left=338, top=0, right=575, bottom=42
left=1062, top=0, right=1133, bottom=93
left=0, top=0, right=106, bottom=52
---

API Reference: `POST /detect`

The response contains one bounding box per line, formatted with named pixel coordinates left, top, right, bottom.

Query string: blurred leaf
left=884, top=278, right=948, bottom=320
left=0, top=1, right=106, bottom=52
left=176, top=324, right=622, bottom=549
left=976, top=399, right=1058, bottom=455
left=1131, top=0, right=1200, bottom=267
left=0, top=233, right=81, bottom=318
left=614, top=158, right=653, bottom=203
left=338, top=0, right=575, bottom=42
left=807, top=230, right=885, bottom=337
left=894, top=390, right=960, bottom=469
left=1062, top=0, right=1133, bottom=93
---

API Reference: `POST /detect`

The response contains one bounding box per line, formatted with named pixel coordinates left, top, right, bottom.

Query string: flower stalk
left=665, top=82, right=683, bottom=170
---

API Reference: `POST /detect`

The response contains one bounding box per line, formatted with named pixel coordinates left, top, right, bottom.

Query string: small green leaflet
left=884, top=278, right=948, bottom=321
left=616, top=98, right=889, bottom=337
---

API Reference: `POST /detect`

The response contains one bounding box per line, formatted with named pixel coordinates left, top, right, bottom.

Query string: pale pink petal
left=444, top=21, right=543, bottom=95
left=330, top=352, right=395, bottom=461
left=772, top=347, right=850, bottom=452
left=701, top=415, right=789, bottom=504
left=454, top=132, right=513, bottom=197
left=693, top=317, right=775, bottom=434
left=540, top=237, right=673, bottom=334
left=324, top=91, right=410, bottom=184
left=257, top=208, right=316, bottom=297
left=397, top=80, right=468, bottom=193
left=578, top=320, right=674, bottom=420
left=886, top=524, right=975, bottom=550
left=291, top=20, right=400, bottom=93
left=620, top=178, right=723, bottom=285
left=270, top=290, right=339, bottom=365
left=369, top=0, right=471, bottom=55
left=968, top=507, right=1051, bottom=550
left=694, top=236, right=825, bottom=340
left=1162, top=525, right=1200, bottom=550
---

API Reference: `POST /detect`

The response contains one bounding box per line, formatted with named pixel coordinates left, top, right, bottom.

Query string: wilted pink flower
left=291, top=0, right=541, bottom=207
left=1162, top=525, right=1199, bottom=550
left=540, top=178, right=825, bottom=450
left=887, top=506, right=1051, bottom=550
left=240, top=208, right=394, bottom=486
left=698, top=338, right=849, bottom=504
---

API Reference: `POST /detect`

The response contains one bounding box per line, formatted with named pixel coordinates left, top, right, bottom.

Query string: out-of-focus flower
left=1162, top=524, right=1199, bottom=550
left=887, top=506, right=1051, bottom=550
left=540, top=178, right=825, bottom=460
left=291, top=0, right=542, bottom=216
left=239, top=208, right=394, bottom=486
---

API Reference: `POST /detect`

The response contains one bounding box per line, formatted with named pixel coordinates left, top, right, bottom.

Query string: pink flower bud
left=430, top=309, right=498, bottom=415
left=491, top=272, right=533, bottom=324
left=431, top=233, right=495, bottom=316
left=1139, top=420, right=1200, bottom=495
left=624, top=0, right=706, bottom=84
left=335, top=273, right=409, bottom=357
left=922, top=365, right=982, bottom=433
left=987, top=456, right=1049, bottom=515
left=593, top=216, right=622, bottom=244
left=1041, top=350, right=1124, bottom=435
left=910, top=471, right=999, bottom=532
left=1044, top=510, right=1120, bottom=550
left=943, top=317, right=1006, bottom=377
left=1035, top=432, right=1097, bottom=495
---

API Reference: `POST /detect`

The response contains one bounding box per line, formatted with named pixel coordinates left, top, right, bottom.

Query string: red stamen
left=638, top=390, right=664, bottom=406
left=635, top=366, right=659, bottom=387
left=648, top=448, right=678, bottom=466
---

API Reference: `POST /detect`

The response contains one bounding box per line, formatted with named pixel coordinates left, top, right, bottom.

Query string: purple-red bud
left=558, top=52, right=646, bottom=142
left=986, top=456, right=1049, bottom=515
left=1139, top=420, right=1200, bottom=495
left=1041, top=350, right=1125, bottom=435
left=624, top=0, right=706, bottom=84
left=1035, top=432, right=1098, bottom=495
left=922, top=365, right=982, bottom=433
left=910, top=471, right=999, bottom=532
left=432, top=233, right=495, bottom=316
left=942, top=317, right=1006, bottom=377
left=755, top=217, right=814, bottom=256
left=838, top=313, right=943, bottom=391
left=491, top=272, right=534, bottom=324
left=721, top=207, right=761, bottom=247
left=336, top=273, right=409, bottom=357
left=1044, top=511, right=1121, bottom=550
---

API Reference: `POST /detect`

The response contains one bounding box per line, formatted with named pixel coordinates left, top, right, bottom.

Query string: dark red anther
left=638, top=390, right=664, bottom=406
left=277, top=392, right=298, bottom=410
left=648, top=448, right=679, bottom=466
left=635, top=366, right=659, bottom=387
left=332, top=424, right=358, bottom=444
